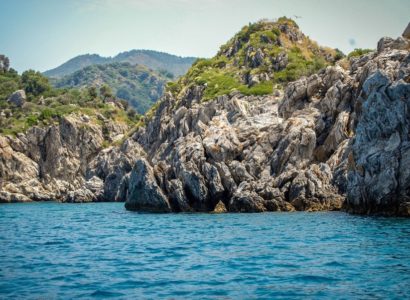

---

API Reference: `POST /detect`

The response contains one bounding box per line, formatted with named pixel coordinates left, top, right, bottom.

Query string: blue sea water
left=0, top=202, right=409, bottom=299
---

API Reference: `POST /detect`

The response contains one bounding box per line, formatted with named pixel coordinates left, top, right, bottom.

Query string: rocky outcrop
left=402, top=22, right=410, bottom=39
left=0, top=114, right=132, bottom=203
left=346, top=62, right=410, bottom=216
left=124, top=158, right=171, bottom=212
left=122, top=34, right=409, bottom=216
left=7, top=90, right=26, bottom=107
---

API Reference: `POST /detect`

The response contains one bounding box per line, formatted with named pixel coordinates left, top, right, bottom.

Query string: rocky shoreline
left=1, top=22, right=409, bottom=217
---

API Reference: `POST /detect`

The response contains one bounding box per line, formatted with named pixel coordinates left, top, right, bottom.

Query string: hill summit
left=44, top=50, right=197, bottom=78
left=167, top=17, right=342, bottom=101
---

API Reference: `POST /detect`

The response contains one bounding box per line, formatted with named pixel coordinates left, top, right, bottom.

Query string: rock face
left=121, top=35, right=409, bottom=216
left=346, top=65, right=410, bottom=216
left=0, top=114, right=132, bottom=203
left=7, top=90, right=26, bottom=107
left=124, top=158, right=171, bottom=212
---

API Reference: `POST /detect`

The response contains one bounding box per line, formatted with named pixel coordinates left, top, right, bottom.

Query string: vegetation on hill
left=166, top=17, right=344, bottom=102
left=44, top=50, right=197, bottom=78
left=347, top=48, right=374, bottom=58
left=1, top=18, right=353, bottom=136
left=0, top=55, right=139, bottom=136
left=52, top=62, right=170, bottom=114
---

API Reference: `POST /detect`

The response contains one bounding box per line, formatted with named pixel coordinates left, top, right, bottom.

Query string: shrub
left=166, top=81, right=181, bottom=95
left=39, top=108, right=55, bottom=120
left=198, top=70, right=241, bottom=100
left=348, top=48, right=374, bottom=59
left=26, top=115, right=38, bottom=126
left=127, top=108, right=137, bottom=118
left=21, top=70, right=51, bottom=97
left=239, top=81, right=273, bottom=96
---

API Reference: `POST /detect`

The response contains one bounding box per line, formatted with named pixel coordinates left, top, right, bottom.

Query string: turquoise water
left=0, top=203, right=409, bottom=299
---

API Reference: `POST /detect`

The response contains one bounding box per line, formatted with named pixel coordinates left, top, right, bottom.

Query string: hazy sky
left=1, top=0, right=409, bottom=73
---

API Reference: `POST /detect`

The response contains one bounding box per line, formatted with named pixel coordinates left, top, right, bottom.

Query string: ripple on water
left=0, top=203, right=409, bottom=299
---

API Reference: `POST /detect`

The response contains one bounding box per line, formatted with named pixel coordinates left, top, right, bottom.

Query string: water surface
left=0, top=202, right=409, bottom=299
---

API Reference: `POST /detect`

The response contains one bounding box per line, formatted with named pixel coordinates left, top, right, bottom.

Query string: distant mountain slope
left=53, top=62, right=170, bottom=114
left=44, top=50, right=197, bottom=78
left=112, top=50, right=197, bottom=78
left=43, top=54, right=108, bottom=78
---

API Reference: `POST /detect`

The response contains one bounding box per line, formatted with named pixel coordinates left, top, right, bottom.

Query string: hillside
left=166, top=17, right=343, bottom=102
left=44, top=50, right=197, bottom=78
left=0, top=57, right=139, bottom=136
left=121, top=18, right=410, bottom=216
left=52, top=62, right=170, bottom=114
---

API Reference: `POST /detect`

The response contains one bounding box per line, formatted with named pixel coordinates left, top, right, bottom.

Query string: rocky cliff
left=121, top=22, right=410, bottom=216
left=0, top=113, right=142, bottom=203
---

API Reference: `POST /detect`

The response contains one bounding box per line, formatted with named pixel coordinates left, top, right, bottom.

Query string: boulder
left=212, top=200, right=227, bottom=213
left=7, top=90, right=26, bottom=107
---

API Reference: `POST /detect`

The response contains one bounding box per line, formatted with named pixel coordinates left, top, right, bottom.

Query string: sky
left=0, top=0, right=409, bottom=73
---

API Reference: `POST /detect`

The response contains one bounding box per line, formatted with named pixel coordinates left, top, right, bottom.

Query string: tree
left=87, top=86, right=98, bottom=99
left=99, top=84, right=113, bottom=101
left=0, top=54, right=10, bottom=72
left=21, top=70, right=51, bottom=96
left=119, top=99, right=129, bottom=110
left=127, top=107, right=137, bottom=119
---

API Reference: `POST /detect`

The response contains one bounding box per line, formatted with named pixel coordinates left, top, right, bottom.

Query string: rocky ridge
left=121, top=26, right=410, bottom=216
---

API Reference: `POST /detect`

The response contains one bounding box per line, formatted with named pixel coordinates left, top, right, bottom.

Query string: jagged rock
left=246, top=48, right=265, bottom=68
left=7, top=90, right=26, bottom=107
left=279, top=77, right=307, bottom=118
left=346, top=69, right=410, bottom=216
left=229, top=190, right=266, bottom=212
left=306, top=74, right=323, bottom=98
left=212, top=200, right=227, bottom=213
left=377, top=37, right=410, bottom=53
left=0, top=114, right=132, bottom=202
left=125, top=158, right=171, bottom=212
left=403, top=22, right=410, bottom=39
left=65, top=188, right=96, bottom=203
left=88, top=139, right=144, bottom=201
left=202, top=115, right=242, bottom=162
left=0, top=191, right=31, bottom=203
left=272, top=52, right=288, bottom=71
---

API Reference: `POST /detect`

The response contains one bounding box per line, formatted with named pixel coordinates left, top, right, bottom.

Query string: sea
left=0, top=202, right=409, bottom=299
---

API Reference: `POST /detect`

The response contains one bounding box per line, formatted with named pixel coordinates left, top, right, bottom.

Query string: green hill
left=52, top=62, right=170, bottom=114
left=44, top=50, right=197, bottom=78
left=0, top=56, right=139, bottom=136
left=166, top=17, right=343, bottom=102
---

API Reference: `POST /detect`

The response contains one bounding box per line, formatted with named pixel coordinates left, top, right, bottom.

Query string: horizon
left=1, top=0, right=409, bottom=73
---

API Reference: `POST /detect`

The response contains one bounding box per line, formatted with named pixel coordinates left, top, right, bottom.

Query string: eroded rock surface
left=0, top=114, right=132, bottom=202
left=122, top=35, right=409, bottom=216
